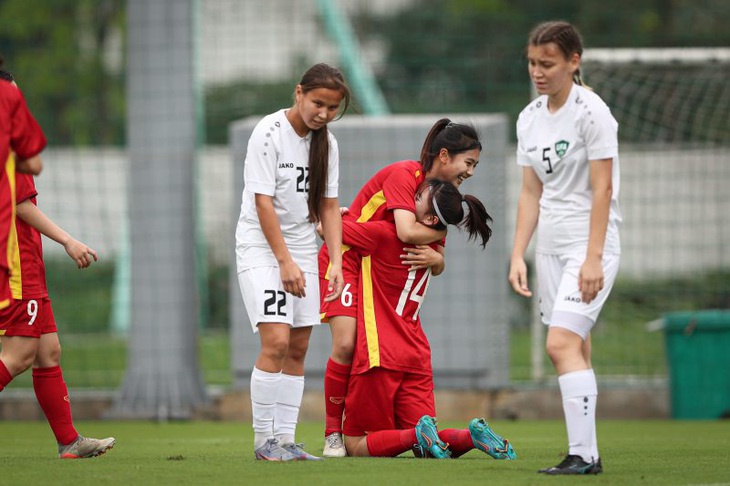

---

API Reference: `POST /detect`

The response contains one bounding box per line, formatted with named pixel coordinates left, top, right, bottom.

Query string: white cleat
left=323, top=432, right=346, bottom=458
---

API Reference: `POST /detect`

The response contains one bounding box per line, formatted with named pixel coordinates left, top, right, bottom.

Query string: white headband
left=432, top=195, right=447, bottom=225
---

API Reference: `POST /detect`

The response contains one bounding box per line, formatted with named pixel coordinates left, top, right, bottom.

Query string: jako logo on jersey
left=278, top=162, right=294, bottom=168
left=564, top=294, right=581, bottom=303
left=555, top=140, right=569, bottom=157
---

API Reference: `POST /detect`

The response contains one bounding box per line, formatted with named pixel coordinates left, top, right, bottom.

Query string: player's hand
left=400, top=245, right=442, bottom=271
left=339, top=206, right=349, bottom=216
left=64, top=239, right=98, bottom=269
left=280, top=260, right=306, bottom=298
left=323, top=263, right=344, bottom=302
left=508, top=257, right=532, bottom=297
left=578, top=256, right=604, bottom=303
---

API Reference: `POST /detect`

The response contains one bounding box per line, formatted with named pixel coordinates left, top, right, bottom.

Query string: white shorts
left=237, top=266, right=321, bottom=333
left=536, top=252, right=620, bottom=340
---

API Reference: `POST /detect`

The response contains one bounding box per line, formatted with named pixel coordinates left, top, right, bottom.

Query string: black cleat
left=538, top=454, right=602, bottom=475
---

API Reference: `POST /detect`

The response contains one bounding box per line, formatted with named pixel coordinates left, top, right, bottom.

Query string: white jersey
left=516, top=84, right=621, bottom=255
left=235, top=109, right=339, bottom=273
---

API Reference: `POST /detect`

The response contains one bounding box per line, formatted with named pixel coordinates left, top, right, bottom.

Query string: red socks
left=366, top=429, right=417, bottom=457
left=32, top=366, right=78, bottom=445
left=324, top=358, right=351, bottom=435
left=0, top=360, right=12, bottom=391
left=438, top=428, right=474, bottom=458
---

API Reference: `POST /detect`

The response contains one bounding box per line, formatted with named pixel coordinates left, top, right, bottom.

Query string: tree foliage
left=0, top=0, right=125, bottom=145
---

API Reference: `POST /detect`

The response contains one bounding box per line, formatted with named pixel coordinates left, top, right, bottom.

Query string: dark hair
left=418, top=179, right=493, bottom=248
left=528, top=21, right=586, bottom=86
left=297, top=63, right=351, bottom=222
left=0, top=55, right=13, bottom=83
left=419, top=118, right=482, bottom=173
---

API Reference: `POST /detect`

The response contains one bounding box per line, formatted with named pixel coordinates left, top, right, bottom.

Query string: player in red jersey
left=338, top=179, right=513, bottom=460
left=0, top=172, right=115, bottom=459
left=0, top=60, right=44, bottom=312
left=320, top=118, right=483, bottom=456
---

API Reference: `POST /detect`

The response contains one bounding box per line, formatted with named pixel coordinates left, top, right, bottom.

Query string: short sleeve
left=243, top=121, right=278, bottom=196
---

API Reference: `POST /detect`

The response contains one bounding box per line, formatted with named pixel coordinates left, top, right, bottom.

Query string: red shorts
left=319, top=244, right=361, bottom=321
left=342, top=367, right=435, bottom=437
left=0, top=297, right=56, bottom=338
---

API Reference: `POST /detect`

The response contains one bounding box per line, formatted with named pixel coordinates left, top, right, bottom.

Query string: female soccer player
left=0, top=59, right=44, bottom=317
left=0, top=171, right=115, bottom=458
left=320, top=119, right=481, bottom=457
left=340, top=179, right=513, bottom=460
left=508, top=20, right=621, bottom=475
left=235, top=63, right=350, bottom=461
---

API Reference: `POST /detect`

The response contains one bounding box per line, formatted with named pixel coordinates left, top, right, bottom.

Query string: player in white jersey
left=509, top=21, right=622, bottom=475
left=235, top=63, right=350, bottom=461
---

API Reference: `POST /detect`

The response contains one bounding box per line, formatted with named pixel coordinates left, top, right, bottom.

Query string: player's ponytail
left=425, top=179, right=492, bottom=248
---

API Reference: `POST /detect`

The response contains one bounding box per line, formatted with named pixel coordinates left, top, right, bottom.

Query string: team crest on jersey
left=555, top=140, right=569, bottom=158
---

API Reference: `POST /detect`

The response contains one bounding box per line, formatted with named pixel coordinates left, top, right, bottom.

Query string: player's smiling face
left=432, top=148, right=480, bottom=188
left=527, top=42, right=579, bottom=99
left=291, top=86, right=344, bottom=136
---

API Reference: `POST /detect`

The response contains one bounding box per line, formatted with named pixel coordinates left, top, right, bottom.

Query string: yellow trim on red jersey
left=361, top=255, right=380, bottom=368
left=357, top=190, right=386, bottom=223
left=4, top=153, right=19, bottom=300
left=324, top=244, right=351, bottom=280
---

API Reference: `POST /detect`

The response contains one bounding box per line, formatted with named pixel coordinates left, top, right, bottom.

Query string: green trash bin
left=663, top=310, right=730, bottom=419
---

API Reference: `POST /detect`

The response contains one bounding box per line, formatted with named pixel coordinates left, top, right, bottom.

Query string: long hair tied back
left=425, top=179, right=492, bottom=248
left=528, top=20, right=587, bottom=87
left=299, top=63, right=351, bottom=222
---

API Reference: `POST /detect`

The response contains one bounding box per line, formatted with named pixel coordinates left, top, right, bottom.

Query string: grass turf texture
left=1, top=420, right=729, bottom=485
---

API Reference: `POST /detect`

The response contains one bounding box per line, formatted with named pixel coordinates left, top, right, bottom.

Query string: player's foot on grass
left=323, top=432, right=346, bottom=457
left=254, top=438, right=299, bottom=461
left=538, top=454, right=602, bottom=474
left=414, top=415, right=451, bottom=459
left=58, top=435, right=115, bottom=459
left=468, top=418, right=516, bottom=460
left=281, top=442, right=323, bottom=460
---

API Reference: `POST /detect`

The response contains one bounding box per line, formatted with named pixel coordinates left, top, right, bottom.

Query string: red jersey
left=10, top=173, right=46, bottom=299
left=344, top=160, right=424, bottom=224
left=343, top=220, right=437, bottom=376
left=0, top=79, right=47, bottom=306
left=319, top=160, right=425, bottom=315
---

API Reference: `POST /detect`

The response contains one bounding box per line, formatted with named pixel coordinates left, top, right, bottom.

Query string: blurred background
left=0, top=0, right=728, bottom=420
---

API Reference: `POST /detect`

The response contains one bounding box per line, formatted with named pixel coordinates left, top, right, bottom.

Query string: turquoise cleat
left=414, top=415, right=451, bottom=459
left=468, top=418, right=516, bottom=460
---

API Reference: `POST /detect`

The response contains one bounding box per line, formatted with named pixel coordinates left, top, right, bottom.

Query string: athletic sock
left=438, top=428, right=473, bottom=458
left=0, top=359, right=13, bottom=391
left=274, top=373, right=304, bottom=445
left=559, top=368, right=598, bottom=463
left=324, top=358, right=351, bottom=436
left=366, top=429, right=417, bottom=457
left=32, top=366, right=79, bottom=445
left=250, top=367, right=281, bottom=449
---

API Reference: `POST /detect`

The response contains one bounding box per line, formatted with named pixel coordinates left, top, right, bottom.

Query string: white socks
left=250, top=367, right=281, bottom=449
left=250, top=368, right=305, bottom=449
left=558, top=369, right=599, bottom=462
left=274, top=374, right=305, bottom=445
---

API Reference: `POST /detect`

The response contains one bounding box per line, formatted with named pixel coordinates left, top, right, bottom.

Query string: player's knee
left=2, top=352, right=35, bottom=376
left=331, top=339, right=354, bottom=363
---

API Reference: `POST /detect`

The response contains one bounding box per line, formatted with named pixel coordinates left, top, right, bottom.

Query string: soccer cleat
left=468, top=418, right=516, bottom=460
left=58, top=435, right=115, bottom=459
left=280, top=442, right=323, bottom=461
left=254, top=438, right=299, bottom=461
left=538, top=454, right=602, bottom=475
left=414, top=415, right=451, bottom=459
left=323, top=432, right=346, bottom=457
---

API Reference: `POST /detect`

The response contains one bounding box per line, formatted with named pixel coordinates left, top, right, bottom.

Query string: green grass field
left=1, top=420, right=729, bottom=485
